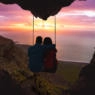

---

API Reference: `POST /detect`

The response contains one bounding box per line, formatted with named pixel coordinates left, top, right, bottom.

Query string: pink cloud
left=0, top=0, right=95, bottom=32
left=61, top=0, right=95, bottom=11
left=0, top=3, right=33, bottom=27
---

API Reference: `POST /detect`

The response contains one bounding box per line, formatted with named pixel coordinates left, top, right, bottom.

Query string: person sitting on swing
left=28, top=36, right=44, bottom=72
left=43, top=37, right=58, bottom=73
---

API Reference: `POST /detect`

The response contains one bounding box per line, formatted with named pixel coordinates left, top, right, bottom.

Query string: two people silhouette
left=28, top=36, right=57, bottom=73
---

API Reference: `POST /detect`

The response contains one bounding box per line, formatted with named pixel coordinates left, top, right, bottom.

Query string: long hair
left=43, top=37, right=52, bottom=45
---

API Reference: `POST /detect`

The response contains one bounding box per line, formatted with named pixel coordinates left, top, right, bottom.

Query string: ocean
left=0, top=31, right=95, bottom=63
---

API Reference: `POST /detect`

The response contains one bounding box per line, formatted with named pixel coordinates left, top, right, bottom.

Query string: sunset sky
left=0, top=0, right=95, bottom=62
left=0, top=0, right=95, bottom=33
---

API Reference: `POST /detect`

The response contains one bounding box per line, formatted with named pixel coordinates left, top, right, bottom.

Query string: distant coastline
left=0, top=31, right=94, bottom=63
left=16, top=43, right=89, bottom=64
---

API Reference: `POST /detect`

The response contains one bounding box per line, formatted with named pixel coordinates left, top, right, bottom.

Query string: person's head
left=43, top=37, right=52, bottom=45
left=36, top=36, right=42, bottom=44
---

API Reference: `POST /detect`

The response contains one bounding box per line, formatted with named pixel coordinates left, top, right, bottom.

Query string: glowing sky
left=0, top=0, right=95, bottom=62
left=0, top=0, right=95, bottom=33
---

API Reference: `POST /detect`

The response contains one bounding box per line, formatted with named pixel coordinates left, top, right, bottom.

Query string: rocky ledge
left=0, top=35, right=64, bottom=95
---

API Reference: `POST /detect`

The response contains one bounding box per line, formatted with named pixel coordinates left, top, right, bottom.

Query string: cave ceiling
left=0, top=0, right=75, bottom=20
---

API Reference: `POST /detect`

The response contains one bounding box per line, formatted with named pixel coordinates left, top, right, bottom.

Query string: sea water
left=0, top=31, right=95, bottom=63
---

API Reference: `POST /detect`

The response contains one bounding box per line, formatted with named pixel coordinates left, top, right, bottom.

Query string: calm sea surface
left=0, top=31, right=95, bottom=63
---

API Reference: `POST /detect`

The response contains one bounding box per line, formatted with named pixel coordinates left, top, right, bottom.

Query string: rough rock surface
left=0, top=36, right=64, bottom=95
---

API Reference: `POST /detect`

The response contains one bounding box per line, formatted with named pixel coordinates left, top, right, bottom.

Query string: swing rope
left=54, top=16, right=56, bottom=45
left=32, top=16, right=56, bottom=45
left=32, top=15, right=34, bottom=45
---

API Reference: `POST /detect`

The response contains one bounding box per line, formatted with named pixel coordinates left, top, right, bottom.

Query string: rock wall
left=0, top=36, right=64, bottom=95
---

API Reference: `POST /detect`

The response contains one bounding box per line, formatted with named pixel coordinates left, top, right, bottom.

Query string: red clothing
left=43, top=45, right=58, bottom=73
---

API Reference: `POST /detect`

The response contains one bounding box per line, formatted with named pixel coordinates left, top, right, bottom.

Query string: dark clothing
left=43, top=44, right=57, bottom=56
left=28, top=44, right=44, bottom=72
left=43, top=44, right=56, bottom=49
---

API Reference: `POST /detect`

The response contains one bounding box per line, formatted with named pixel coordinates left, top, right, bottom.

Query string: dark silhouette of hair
left=43, top=37, right=52, bottom=45
left=36, top=36, right=42, bottom=44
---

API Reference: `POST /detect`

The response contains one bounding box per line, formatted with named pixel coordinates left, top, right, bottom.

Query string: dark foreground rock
left=0, top=70, right=24, bottom=95
left=0, top=35, right=64, bottom=95
left=70, top=63, right=95, bottom=95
